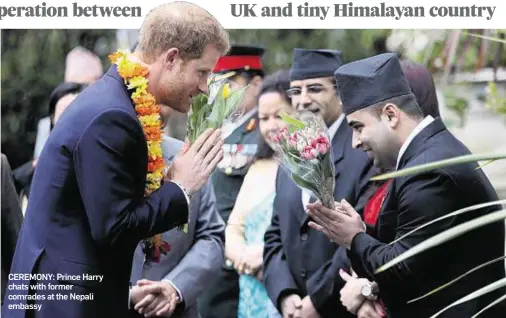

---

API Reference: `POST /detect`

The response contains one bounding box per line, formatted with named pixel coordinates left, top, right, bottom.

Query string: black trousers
left=198, top=263, right=239, bottom=318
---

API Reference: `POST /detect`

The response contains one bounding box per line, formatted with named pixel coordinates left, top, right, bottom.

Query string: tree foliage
left=1, top=30, right=116, bottom=168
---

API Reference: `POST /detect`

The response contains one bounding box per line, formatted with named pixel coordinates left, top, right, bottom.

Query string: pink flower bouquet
left=270, top=111, right=336, bottom=209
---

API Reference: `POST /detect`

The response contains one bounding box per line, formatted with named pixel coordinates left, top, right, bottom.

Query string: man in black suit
left=307, top=53, right=506, bottom=317
left=263, top=48, right=377, bottom=318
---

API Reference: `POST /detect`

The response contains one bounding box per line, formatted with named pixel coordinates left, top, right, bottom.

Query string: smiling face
left=346, top=105, right=403, bottom=170
left=149, top=44, right=222, bottom=113
left=258, top=91, right=292, bottom=150
left=287, top=77, right=342, bottom=126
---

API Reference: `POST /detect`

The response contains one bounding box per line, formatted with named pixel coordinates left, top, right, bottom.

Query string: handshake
left=131, top=280, right=180, bottom=317
left=164, top=128, right=224, bottom=197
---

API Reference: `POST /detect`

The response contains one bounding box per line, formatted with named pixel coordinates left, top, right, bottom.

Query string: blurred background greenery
left=1, top=29, right=505, bottom=173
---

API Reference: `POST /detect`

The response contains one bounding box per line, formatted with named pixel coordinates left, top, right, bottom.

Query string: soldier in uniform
left=198, top=45, right=266, bottom=318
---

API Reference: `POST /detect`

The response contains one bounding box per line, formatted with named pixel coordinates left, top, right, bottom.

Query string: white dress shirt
left=301, top=114, right=345, bottom=209
left=395, top=115, right=435, bottom=170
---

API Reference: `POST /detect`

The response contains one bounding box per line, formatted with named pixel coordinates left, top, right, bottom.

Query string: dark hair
left=367, top=93, right=423, bottom=120
left=257, top=69, right=290, bottom=103
left=400, top=59, right=440, bottom=118
left=255, top=69, right=291, bottom=160
left=49, top=82, right=87, bottom=129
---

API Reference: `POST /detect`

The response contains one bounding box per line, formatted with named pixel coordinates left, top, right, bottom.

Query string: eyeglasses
left=286, top=84, right=338, bottom=98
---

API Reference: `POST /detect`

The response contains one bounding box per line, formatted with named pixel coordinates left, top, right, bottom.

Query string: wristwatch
left=361, top=282, right=377, bottom=301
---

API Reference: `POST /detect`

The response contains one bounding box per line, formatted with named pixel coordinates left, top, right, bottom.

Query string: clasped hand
left=233, top=245, right=263, bottom=279
left=131, top=280, right=179, bottom=317
left=306, top=199, right=365, bottom=247
left=165, top=128, right=224, bottom=196
left=339, top=270, right=385, bottom=318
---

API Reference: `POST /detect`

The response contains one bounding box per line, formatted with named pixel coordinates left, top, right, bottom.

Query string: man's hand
left=133, top=280, right=179, bottom=317
left=169, top=128, right=224, bottom=196
left=130, top=284, right=154, bottom=308
left=306, top=199, right=365, bottom=247
left=339, top=269, right=378, bottom=314
left=300, top=296, right=321, bottom=318
left=281, top=294, right=303, bottom=318
left=356, top=300, right=386, bottom=318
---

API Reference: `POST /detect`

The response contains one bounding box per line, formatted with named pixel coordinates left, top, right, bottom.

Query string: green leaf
left=280, top=111, right=305, bottom=130
left=375, top=209, right=506, bottom=274
left=407, top=255, right=506, bottom=304
left=475, top=159, right=497, bottom=170
left=370, top=153, right=506, bottom=181
left=471, top=294, right=506, bottom=318
left=429, top=278, right=506, bottom=318
left=389, top=200, right=506, bottom=246
left=292, top=174, right=319, bottom=194
left=225, top=84, right=249, bottom=117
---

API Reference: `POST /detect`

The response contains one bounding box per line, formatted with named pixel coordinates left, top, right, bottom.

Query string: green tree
left=1, top=30, right=116, bottom=168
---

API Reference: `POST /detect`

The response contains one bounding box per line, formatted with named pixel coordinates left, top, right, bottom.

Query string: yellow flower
left=139, top=114, right=161, bottom=127
left=147, top=141, right=163, bottom=159
left=222, top=83, right=231, bottom=99
left=108, top=50, right=128, bottom=64
left=128, top=76, right=148, bottom=90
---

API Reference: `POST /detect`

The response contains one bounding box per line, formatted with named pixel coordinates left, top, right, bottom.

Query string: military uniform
left=198, top=45, right=265, bottom=318
left=213, top=109, right=260, bottom=223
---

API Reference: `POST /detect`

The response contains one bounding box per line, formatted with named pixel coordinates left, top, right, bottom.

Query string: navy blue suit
left=348, top=118, right=506, bottom=318
left=2, top=66, right=189, bottom=318
left=263, top=119, right=377, bottom=317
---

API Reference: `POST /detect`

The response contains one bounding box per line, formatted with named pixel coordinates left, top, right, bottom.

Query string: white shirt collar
left=396, top=115, right=435, bottom=170
left=328, top=113, right=345, bottom=141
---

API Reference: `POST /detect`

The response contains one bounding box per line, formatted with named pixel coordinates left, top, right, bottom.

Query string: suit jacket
left=2, top=66, right=189, bottom=318
left=263, top=119, right=377, bottom=317
left=1, top=154, right=24, bottom=304
left=348, top=118, right=506, bottom=318
left=130, top=136, right=225, bottom=318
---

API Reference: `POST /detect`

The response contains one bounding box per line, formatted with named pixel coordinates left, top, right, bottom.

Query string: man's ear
left=250, top=75, right=263, bottom=88
left=163, top=48, right=180, bottom=70
left=382, top=103, right=400, bottom=127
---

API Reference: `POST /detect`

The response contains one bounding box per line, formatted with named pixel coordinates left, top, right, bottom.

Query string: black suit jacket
left=263, top=119, right=377, bottom=317
left=348, top=118, right=506, bottom=318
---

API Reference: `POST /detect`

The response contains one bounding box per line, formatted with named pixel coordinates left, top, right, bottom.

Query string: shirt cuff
left=163, top=279, right=184, bottom=303
left=170, top=181, right=191, bottom=207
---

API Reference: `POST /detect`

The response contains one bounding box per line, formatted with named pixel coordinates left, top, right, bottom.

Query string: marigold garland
left=108, top=50, right=170, bottom=262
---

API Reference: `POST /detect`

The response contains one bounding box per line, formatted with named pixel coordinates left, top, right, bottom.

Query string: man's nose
left=198, top=79, right=208, bottom=95
left=299, top=90, right=312, bottom=106
left=352, top=132, right=362, bottom=149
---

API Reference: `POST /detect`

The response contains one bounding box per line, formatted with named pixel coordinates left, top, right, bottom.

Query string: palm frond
left=376, top=209, right=506, bottom=273
left=370, top=153, right=506, bottom=181
left=389, top=200, right=506, bottom=245
left=462, top=31, right=506, bottom=44
left=470, top=294, right=506, bottom=318
left=429, top=278, right=506, bottom=318
left=408, top=255, right=506, bottom=303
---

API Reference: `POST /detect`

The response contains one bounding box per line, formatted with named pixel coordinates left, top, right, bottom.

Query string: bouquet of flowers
left=270, top=111, right=336, bottom=209
left=187, top=72, right=248, bottom=143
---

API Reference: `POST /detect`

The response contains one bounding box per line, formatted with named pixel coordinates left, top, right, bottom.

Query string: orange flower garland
left=108, top=50, right=169, bottom=262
